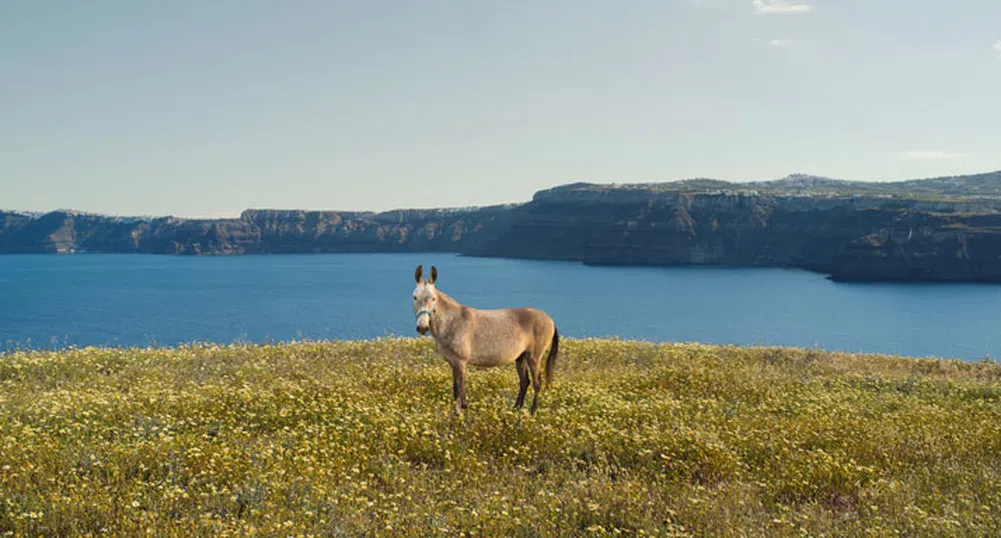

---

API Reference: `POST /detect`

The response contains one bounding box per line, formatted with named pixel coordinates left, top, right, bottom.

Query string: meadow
left=2, top=338, right=1001, bottom=537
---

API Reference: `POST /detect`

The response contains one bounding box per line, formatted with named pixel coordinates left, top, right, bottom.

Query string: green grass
left=2, top=339, right=1001, bottom=537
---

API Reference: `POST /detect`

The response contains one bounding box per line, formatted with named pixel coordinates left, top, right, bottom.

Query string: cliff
left=0, top=206, right=515, bottom=256
left=4, top=171, right=1001, bottom=282
left=482, top=184, right=1001, bottom=282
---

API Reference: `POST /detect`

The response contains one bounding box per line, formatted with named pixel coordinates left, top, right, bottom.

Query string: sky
left=2, top=1, right=1000, bottom=217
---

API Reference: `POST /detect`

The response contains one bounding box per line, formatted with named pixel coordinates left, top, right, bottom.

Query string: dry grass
left=2, top=339, right=1001, bottom=537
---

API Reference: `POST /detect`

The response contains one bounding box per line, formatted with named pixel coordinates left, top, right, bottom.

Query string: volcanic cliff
left=4, top=171, right=1001, bottom=282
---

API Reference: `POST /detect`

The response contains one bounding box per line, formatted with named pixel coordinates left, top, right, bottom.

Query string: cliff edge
left=4, top=171, right=1001, bottom=282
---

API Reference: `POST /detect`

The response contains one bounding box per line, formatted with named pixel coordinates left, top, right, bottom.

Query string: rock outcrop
left=0, top=206, right=515, bottom=255
left=4, top=172, right=1001, bottom=282
left=482, top=184, right=1001, bottom=282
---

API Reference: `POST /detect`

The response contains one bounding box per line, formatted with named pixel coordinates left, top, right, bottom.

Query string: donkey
left=412, top=265, right=559, bottom=415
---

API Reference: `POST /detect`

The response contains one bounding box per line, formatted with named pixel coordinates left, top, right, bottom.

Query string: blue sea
left=1, top=253, right=999, bottom=361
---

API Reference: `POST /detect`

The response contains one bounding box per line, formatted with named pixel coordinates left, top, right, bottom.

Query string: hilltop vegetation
left=554, top=170, right=1001, bottom=199
left=3, top=339, right=1001, bottom=536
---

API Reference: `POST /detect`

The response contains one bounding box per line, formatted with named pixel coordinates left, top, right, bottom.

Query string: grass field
left=2, top=338, right=1001, bottom=537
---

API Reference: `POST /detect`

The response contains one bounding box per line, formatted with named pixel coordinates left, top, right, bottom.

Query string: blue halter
left=415, top=309, right=434, bottom=321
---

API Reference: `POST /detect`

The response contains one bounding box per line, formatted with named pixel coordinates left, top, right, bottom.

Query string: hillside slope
left=2, top=339, right=1000, bottom=536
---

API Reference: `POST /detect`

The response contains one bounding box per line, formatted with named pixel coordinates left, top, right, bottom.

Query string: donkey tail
left=544, top=326, right=560, bottom=388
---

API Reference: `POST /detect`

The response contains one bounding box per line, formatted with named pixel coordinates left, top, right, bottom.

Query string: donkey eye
left=413, top=295, right=417, bottom=300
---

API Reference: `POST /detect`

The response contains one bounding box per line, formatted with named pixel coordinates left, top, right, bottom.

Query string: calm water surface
left=1, top=253, right=998, bottom=361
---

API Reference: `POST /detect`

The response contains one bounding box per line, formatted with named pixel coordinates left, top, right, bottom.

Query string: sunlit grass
left=2, top=339, right=1001, bottom=536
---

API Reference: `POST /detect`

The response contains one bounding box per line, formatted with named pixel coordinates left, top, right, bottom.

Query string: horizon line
left=6, top=168, right=1001, bottom=219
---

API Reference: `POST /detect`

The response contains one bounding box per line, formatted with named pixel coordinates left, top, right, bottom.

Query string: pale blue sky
left=3, top=1, right=1000, bottom=217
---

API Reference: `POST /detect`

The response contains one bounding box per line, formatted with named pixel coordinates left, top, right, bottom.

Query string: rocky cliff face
left=506, top=184, right=1001, bottom=282
left=0, top=206, right=515, bottom=256
left=0, top=211, right=149, bottom=254
left=4, top=175, right=1001, bottom=282
left=238, top=207, right=513, bottom=254
left=827, top=211, right=1001, bottom=282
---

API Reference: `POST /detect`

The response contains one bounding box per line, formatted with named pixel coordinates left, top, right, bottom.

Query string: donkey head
left=413, top=265, right=438, bottom=335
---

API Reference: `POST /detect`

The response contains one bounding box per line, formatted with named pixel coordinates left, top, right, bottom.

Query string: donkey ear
left=429, top=266, right=438, bottom=284
left=415, top=265, right=423, bottom=283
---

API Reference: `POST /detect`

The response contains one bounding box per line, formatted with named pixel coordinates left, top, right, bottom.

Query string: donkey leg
left=514, top=353, right=530, bottom=409
left=451, top=361, right=468, bottom=416
left=460, top=378, right=469, bottom=410
left=528, top=353, right=543, bottom=414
